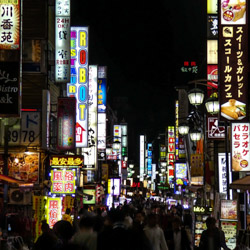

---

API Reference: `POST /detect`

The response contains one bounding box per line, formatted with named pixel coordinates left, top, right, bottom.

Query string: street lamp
left=189, top=128, right=202, bottom=141
left=178, top=122, right=190, bottom=135
left=205, top=96, right=219, bottom=115
left=188, top=88, right=204, bottom=106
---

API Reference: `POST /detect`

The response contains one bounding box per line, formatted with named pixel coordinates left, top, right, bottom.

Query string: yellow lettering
left=68, top=85, right=76, bottom=94
left=71, top=49, right=76, bottom=57
left=80, top=32, right=86, bottom=46
left=79, top=104, right=86, bottom=120
left=79, top=68, right=86, bottom=83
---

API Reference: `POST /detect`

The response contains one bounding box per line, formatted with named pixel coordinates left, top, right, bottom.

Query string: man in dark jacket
left=165, top=216, right=192, bottom=250
left=199, top=217, right=230, bottom=250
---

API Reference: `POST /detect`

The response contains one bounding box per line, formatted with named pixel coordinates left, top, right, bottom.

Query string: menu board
left=8, top=153, right=39, bottom=183
left=221, top=221, right=237, bottom=250
left=221, top=200, right=237, bottom=220
left=194, top=214, right=208, bottom=248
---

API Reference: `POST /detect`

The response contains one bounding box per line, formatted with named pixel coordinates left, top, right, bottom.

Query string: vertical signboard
left=0, top=0, right=20, bottom=50
left=140, top=135, right=145, bottom=181
left=218, top=153, right=232, bottom=199
left=55, top=0, right=70, bottom=83
left=147, top=143, right=152, bottom=177
left=231, top=123, right=250, bottom=171
left=83, top=65, right=97, bottom=168
left=0, top=62, right=20, bottom=117
left=113, top=125, right=121, bottom=175
left=219, top=0, right=248, bottom=121
left=46, top=197, right=62, bottom=228
left=57, top=97, right=76, bottom=151
left=67, top=27, right=89, bottom=147
left=167, top=126, right=175, bottom=184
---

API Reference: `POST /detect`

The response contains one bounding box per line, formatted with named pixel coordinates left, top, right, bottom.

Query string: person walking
left=199, top=217, right=230, bottom=250
left=143, top=213, right=169, bottom=250
left=165, top=216, right=192, bottom=250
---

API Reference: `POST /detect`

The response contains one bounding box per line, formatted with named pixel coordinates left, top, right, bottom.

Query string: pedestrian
left=62, top=208, right=73, bottom=225
left=32, top=220, right=57, bottom=250
left=165, top=216, right=192, bottom=250
left=199, top=217, right=230, bottom=250
left=71, top=216, right=97, bottom=250
left=143, top=213, right=169, bottom=250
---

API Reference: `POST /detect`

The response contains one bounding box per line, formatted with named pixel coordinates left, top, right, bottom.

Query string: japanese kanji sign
left=55, top=0, right=70, bottom=83
left=231, top=122, right=250, bottom=171
left=219, top=0, right=248, bottom=121
left=50, top=155, right=83, bottom=168
left=51, top=169, right=76, bottom=194
left=46, top=197, right=62, bottom=228
left=0, top=0, right=20, bottom=50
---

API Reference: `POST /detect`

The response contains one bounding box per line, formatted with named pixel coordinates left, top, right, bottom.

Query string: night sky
left=71, top=0, right=207, bottom=162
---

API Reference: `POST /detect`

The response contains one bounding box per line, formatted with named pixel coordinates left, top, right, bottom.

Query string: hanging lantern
left=205, top=96, right=219, bottom=115
left=188, top=88, right=204, bottom=106
left=190, top=128, right=202, bottom=141
left=178, top=123, right=190, bottom=135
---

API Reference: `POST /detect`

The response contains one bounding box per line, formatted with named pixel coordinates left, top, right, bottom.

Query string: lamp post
left=180, top=79, right=220, bottom=206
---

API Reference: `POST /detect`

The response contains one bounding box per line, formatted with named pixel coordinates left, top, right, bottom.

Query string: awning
left=229, top=175, right=250, bottom=191
left=0, top=174, right=24, bottom=184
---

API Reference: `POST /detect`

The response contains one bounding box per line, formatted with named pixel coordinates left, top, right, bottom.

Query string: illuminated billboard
left=140, top=135, right=145, bottom=181
left=83, top=65, right=98, bottom=167
left=57, top=97, right=76, bottom=151
left=55, top=0, right=70, bottom=83
left=0, top=0, right=20, bottom=50
left=46, top=197, right=62, bottom=228
left=207, top=40, right=218, bottom=64
left=67, top=27, right=89, bottom=147
left=108, top=178, right=120, bottom=196
left=50, top=155, right=83, bottom=168
left=231, top=123, right=250, bottom=171
left=50, top=169, right=76, bottom=194
left=175, top=163, right=188, bottom=186
left=219, top=0, right=248, bottom=121
left=167, top=126, right=175, bottom=183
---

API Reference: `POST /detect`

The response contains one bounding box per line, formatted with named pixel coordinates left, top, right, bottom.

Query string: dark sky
left=71, top=0, right=207, bottom=161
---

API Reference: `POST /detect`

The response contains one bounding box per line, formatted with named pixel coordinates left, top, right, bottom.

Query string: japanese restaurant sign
left=55, top=0, right=70, bottom=83
left=221, top=221, right=237, bottom=250
left=231, top=123, right=250, bottom=171
left=67, top=27, right=89, bottom=147
left=50, top=155, right=83, bottom=168
left=50, top=169, right=76, bottom=194
left=0, top=0, right=20, bottom=50
left=46, top=197, right=62, bottom=228
left=219, top=0, right=248, bottom=121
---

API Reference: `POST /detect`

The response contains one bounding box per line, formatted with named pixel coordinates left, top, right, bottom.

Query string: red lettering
left=79, top=50, right=86, bottom=65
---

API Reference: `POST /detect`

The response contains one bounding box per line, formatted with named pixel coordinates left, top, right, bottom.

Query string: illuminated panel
left=218, top=153, right=232, bottom=199
left=167, top=126, right=175, bottom=184
left=55, top=0, right=70, bottom=83
left=207, top=40, right=218, bottom=64
left=108, top=178, right=120, bottom=196
left=219, top=0, right=248, bottom=121
left=67, top=27, right=89, bottom=147
left=50, top=155, right=83, bottom=168
left=207, top=0, right=218, bottom=14
left=98, top=113, right=106, bottom=149
left=46, top=197, right=62, bottom=228
left=82, top=65, right=98, bottom=167
left=139, top=135, right=145, bottom=181
left=175, top=163, right=188, bottom=186
left=175, top=101, right=179, bottom=160
left=50, top=169, right=76, bottom=194
left=231, top=123, right=250, bottom=172
left=113, top=125, right=121, bottom=175
left=147, top=143, right=152, bottom=176
left=83, top=189, right=96, bottom=204
left=0, top=0, right=20, bottom=50
left=57, top=97, right=76, bottom=151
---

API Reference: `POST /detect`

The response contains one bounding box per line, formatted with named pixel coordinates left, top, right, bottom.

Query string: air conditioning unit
left=9, top=188, right=32, bottom=205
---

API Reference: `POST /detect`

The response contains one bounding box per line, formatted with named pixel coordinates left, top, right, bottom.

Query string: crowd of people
left=30, top=200, right=230, bottom=250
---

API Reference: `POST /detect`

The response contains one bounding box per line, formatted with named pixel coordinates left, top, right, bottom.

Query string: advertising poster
left=83, top=189, right=96, bottom=204
left=175, top=163, right=188, bottom=185
left=221, top=221, right=237, bottom=249
left=231, top=123, right=250, bottom=171
left=219, top=0, right=248, bottom=121
left=0, top=0, right=20, bottom=50
left=8, top=153, right=39, bottom=183
left=221, top=200, right=237, bottom=220
left=57, top=97, right=76, bottom=151
left=194, top=214, right=209, bottom=248
left=0, top=62, right=20, bottom=117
